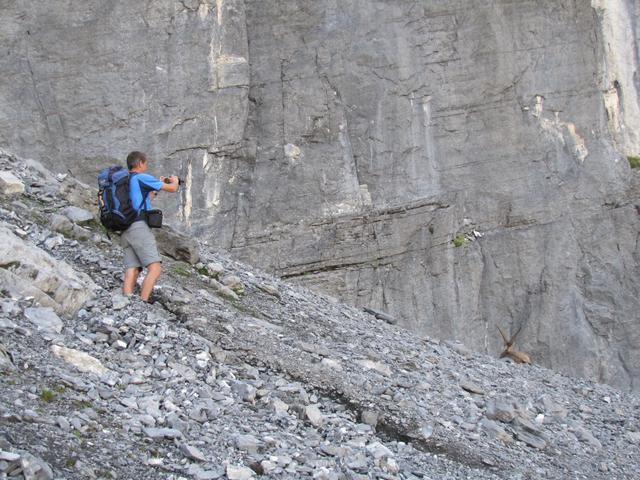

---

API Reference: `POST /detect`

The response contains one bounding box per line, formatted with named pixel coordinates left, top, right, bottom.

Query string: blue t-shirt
left=129, top=173, right=163, bottom=213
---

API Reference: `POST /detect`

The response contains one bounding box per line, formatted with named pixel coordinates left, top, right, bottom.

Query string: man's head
left=126, top=151, right=147, bottom=171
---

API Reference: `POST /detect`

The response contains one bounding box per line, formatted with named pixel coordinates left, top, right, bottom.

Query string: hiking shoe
left=143, top=293, right=163, bottom=305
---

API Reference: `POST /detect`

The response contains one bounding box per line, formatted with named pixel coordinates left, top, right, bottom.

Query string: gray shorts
left=121, top=221, right=161, bottom=269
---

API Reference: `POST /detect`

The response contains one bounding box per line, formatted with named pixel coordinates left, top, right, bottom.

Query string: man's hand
left=160, top=175, right=180, bottom=193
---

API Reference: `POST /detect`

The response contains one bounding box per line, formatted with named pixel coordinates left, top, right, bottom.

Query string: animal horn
left=497, top=326, right=509, bottom=345
left=509, top=324, right=524, bottom=345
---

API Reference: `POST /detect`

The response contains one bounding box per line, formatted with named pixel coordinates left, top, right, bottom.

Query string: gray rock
left=0, top=225, right=96, bottom=315
left=20, top=452, right=53, bottom=480
left=60, top=206, right=94, bottom=225
left=0, top=300, right=19, bottom=316
left=627, top=432, right=640, bottom=444
left=486, top=398, right=516, bottom=423
left=537, top=395, right=568, bottom=422
left=154, top=225, right=200, bottom=264
left=50, top=214, right=74, bottom=236
left=272, top=398, right=289, bottom=414
left=305, top=404, right=324, bottom=428
left=514, top=416, right=541, bottom=435
left=514, top=429, right=547, bottom=450
left=363, top=307, right=397, bottom=325
left=70, top=417, right=82, bottom=430
left=480, top=418, right=513, bottom=443
left=43, top=235, right=64, bottom=250
left=232, top=382, right=256, bottom=402
left=0, top=171, right=24, bottom=195
left=143, top=427, right=183, bottom=440
left=57, top=176, right=96, bottom=213
left=137, top=414, right=156, bottom=427
left=320, top=358, right=343, bottom=371
left=56, top=416, right=70, bottom=431
left=460, top=380, right=485, bottom=395
left=50, top=345, right=108, bottom=375
left=355, top=359, right=392, bottom=377
left=205, top=262, right=224, bottom=278
left=226, top=465, right=254, bottom=480
left=419, top=422, right=435, bottom=440
left=110, top=293, right=129, bottom=310
left=235, top=434, right=260, bottom=454
left=213, top=281, right=239, bottom=301
left=258, top=284, right=281, bottom=298
left=71, top=224, right=91, bottom=241
left=572, top=425, right=602, bottom=449
left=187, top=465, right=224, bottom=480
left=180, top=443, right=206, bottom=462
left=360, top=410, right=378, bottom=428
left=366, top=442, right=394, bottom=459
left=346, top=452, right=369, bottom=471
left=379, top=457, right=400, bottom=475
left=260, top=461, right=276, bottom=474
left=0, top=318, right=17, bottom=331
left=221, top=275, right=244, bottom=293
left=0, top=451, right=20, bottom=462
left=24, top=307, right=63, bottom=334
left=0, top=343, right=15, bottom=371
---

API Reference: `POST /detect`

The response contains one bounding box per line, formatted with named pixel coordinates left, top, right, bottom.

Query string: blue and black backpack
left=97, top=166, right=137, bottom=231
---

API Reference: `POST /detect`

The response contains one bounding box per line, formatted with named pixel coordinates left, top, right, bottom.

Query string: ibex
left=497, top=325, right=531, bottom=364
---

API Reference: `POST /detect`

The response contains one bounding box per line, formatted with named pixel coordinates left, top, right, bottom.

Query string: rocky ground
left=1, top=148, right=639, bottom=480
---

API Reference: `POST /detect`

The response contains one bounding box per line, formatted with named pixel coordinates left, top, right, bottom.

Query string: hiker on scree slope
left=121, top=151, right=179, bottom=302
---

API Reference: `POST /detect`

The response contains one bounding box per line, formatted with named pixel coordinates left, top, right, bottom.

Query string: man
left=121, top=151, right=179, bottom=302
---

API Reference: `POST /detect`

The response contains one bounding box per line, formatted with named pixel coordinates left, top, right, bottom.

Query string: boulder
left=486, top=398, right=516, bottom=423
left=50, top=345, right=108, bottom=375
left=355, top=359, right=392, bottom=377
left=0, top=224, right=97, bottom=315
left=58, top=176, right=98, bottom=214
left=221, top=275, right=244, bottom=294
left=205, top=262, right=224, bottom=278
left=305, top=404, right=325, bottom=427
left=363, top=307, right=397, bottom=325
left=0, top=171, right=24, bottom=195
left=154, top=225, right=200, bottom=264
left=19, top=452, right=53, bottom=480
left=180, top=443, right=206, bottom=462
left=0, top=342, right=15, bottom=371
left=50, top=214, right=74, bottom=236
left=226, top=465, right=254, bottom=480
left=60, top=206, right=94, bottom=225
left=24, top=307, right=64, bottom=334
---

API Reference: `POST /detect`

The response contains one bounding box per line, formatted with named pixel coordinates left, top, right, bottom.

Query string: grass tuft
left=171, top=263, right=192, bottom=277
left=40, top=388, right=56, bottom=403
left=628, top=156, right=640, bottom=169
left=453, top=234, right=468, bottom=248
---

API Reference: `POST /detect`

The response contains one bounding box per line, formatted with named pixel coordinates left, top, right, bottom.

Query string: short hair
left=126, top=151, right=147, bottom=170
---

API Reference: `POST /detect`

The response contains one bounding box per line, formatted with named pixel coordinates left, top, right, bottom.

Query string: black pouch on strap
left=145, top=209, right=163, bottom=228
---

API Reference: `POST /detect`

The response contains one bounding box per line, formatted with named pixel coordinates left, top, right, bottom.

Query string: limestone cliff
left=1, top=1, right=639, bottom=390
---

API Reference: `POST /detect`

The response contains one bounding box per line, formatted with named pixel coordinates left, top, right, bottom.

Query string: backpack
left=97, top=166, right=138, bottom=231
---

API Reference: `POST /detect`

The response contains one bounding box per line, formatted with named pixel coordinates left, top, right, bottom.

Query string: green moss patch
left=628, top=156, right=640, bottom=169
left=453, top=234, right=468, bottom=248
left=171, top=263, right=192, bottom=277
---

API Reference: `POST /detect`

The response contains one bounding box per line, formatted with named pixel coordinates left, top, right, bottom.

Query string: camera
left=163, top=177, right=183, bottom=185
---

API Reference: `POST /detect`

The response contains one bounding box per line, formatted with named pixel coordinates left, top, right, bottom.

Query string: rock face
left=2, top=1, right=640, bottom=390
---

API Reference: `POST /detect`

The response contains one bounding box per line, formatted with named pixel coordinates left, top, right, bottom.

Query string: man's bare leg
left=140, top=262, right=162, bottom=301
left=123, top=267, right=141, bottom=295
